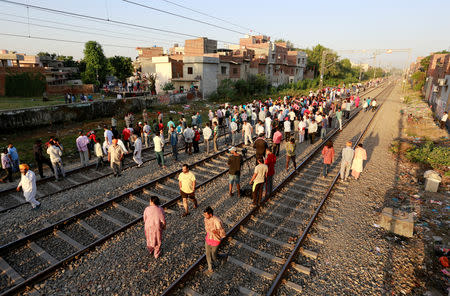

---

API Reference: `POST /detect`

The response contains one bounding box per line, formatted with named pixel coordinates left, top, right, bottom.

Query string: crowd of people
left=2, top=81, right=380, bottom=274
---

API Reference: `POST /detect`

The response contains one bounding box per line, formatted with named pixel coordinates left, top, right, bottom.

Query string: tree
left=302, top=44, right=339, bottom=78
left=108, top=56, right=133, bottom=82
left=81, top=41, right=108, bottom=85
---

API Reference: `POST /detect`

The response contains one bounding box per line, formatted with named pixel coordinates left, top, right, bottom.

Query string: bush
left=162, top=82, right=175, bottom=92
left=5, top=72, right=46, bottom=97
left=406, top=141, right=450, bottom=170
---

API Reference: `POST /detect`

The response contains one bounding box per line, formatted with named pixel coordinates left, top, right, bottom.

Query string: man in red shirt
left=272, top=128, right=283, bottom=156
left=264, top=146, right=276, bottom=198
left=122, top=127, right=131, bottom=150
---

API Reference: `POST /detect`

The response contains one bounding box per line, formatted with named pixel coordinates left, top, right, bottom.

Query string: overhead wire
left=122, top=0, right=246, bottom=35
left=158, top=0, right=258, bottom=33
left=0, top=0, right=240, bottom=45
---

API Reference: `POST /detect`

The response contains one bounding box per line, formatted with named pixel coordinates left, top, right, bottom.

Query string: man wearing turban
left=16, top=164, right=41, bottom=209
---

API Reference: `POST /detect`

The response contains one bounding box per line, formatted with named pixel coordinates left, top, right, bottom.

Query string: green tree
left=81, top=41, right=108, bottom=85
left=302, top=44, right=339, bottom=78
left=108, top=56, right=133, bottom=82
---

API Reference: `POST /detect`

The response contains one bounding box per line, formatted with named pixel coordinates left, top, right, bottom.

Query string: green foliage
left=406, top=141, right=450, bottom=170
left=108, top=55, right=133, bottom=82
left=5, top=72, right=46, bottom=97
left=411, top=71, right=425, bottom=91
left=162, top=81, right=175, bottom=92
left=81, top=41, right=108, bottom=85
left=209, top=74, right=269, bottom=102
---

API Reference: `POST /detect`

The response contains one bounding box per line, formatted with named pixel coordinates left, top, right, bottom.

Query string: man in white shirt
left=242, top=120, right=253, bottom=146
left=439, top=111, right=448, bottom=129
left=132, top=134, right=143, bottom=167
left=16, top=164, right=40, bottom=209
left=103, top=125, right=113, bottom=145
left=143, top=122, right=151, bottom=148
left=264, top=116, right=272, bottom=139
left=283, top=119, right=291, bottom=141
left=308, top=119, right=318, bottom=144
left=153, top=130, right=166, bottom=168
left=47, top=140, right=65, bottom=180
left=183, top=126, right=194, bottom=155
left=203, top=123, right=212, bottom=154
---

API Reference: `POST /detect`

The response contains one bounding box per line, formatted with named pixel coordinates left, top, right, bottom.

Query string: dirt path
left=301, top=81, right=440, bottom=295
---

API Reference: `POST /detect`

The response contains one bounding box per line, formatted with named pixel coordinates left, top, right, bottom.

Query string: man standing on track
left=253, top=133, right=268, bottom=165
left=272, top=128, right=282, bottom=156
left=169, top=126, right=178, bottom=162
left=249, top=157, right=268, bottom=206
left=340, top=141, right=354, bottom=182
left=264, top=146, right=276, bottom=198
left=203, top=206, right=226, bottom=275
left=203, top=123, right=212, bottom=154
left=108, top=139, right=124, bottom=177
left=179, top=164, right=198, bottom=217
left=227, top=147, right=242, bottom=197
left=47, top=139, right=65, bottom=180
left=242, top=120, right=253, bottom=146
left=213, top=122, right=219, bottom=152
left=132, top=134, right=143, bottom=167
left=143, top=196, right=166, bottom=259
left=153, top=130, right=166, bottom=168
left=76, top=131, right=90, bottom=167
left=33, top=139, right=52, bottom=179
left=16, top=164, right=40, bottom=210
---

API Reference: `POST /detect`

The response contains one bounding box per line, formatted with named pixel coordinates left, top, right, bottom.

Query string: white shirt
left=117, top=139, right=128, bottom=153
left=183, top=128, right=194, bottom=142
left=289, top=111, right=296, bottom=121
left=309, top=122, right=318, bottom=133
left=203, top=126, right=212, bottom=140
left=243, top=123, right=252, bottom=135
left=134, top=138, right=142, bottom=153
left=298, top=120, right=306, bottom=132
left=18, top=170, right=36, bottom=197
left=442, top=113, right=448, bottom=122
left=153, top=135, right=164, bottom=152
left=94, top=142, right=103, bottom=157
left=265, top=117, right=272, bottom=128
left=104, top=130, right=113, bottom=145
left=102, top=141, right=110, bottom=155
left=230, top=121, right=238, bottom=132
left=143, top=124, right=150, bottom=135
left=256, top=124, right=264, bottom=135
left=47, top=145, right=62, bottom=162
left=284, top=120, right=291, bottom=132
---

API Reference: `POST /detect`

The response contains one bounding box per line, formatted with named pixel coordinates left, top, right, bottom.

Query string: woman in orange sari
left=351, top=143, right=367, bottom=180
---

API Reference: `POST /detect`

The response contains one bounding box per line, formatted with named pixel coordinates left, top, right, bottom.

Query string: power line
left=0, top=0, right=239, bottom=44
left=158, top=0, right=259, bottom=34
left=0, top=17, right=181, bottom=46
left=0, top=12, right=185, bottom=44
left=122, top=0, right=246, bottom=35
left=0, top=32, right=137, bottom=49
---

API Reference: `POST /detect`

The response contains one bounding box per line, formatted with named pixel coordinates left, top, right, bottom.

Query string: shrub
left=5, top=72, right=46, bottom=97
left=162, top=82, right=175, bottom=92
left=406, top=141, right=450, bottom=170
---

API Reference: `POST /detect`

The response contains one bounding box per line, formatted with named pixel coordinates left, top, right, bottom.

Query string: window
left=271, top=54, right=275, bottom=60
left=298, top=58, right=300, bottom=64
left=187, top=67, right=193, bottom=74
left=221, top=66, right=227, bottom=75
left=232, top=67, right=238, bottom=75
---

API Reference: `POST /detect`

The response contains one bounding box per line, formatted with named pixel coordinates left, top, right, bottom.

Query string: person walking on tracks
left=264, top=146, right=276, bottom=198
left=213, top=121, right=219, bottom=152
left=33, top=139, right=52, bottom=179
left=321, top=140, right=335, bottom=178
left=184, top=125, right=194, bottom=155
left=253, top=133, right=268, bottom=165
left=132, top=134, right=143, bottom=167
left=308, top=119, right=318, bottom=144
left=228, top=147, right=242, bottom=197
left=7, top=143, right=20, bottom=173
left=47, top=139, right=65, bottom=180
left=340, top=141, right=354, bottom=182
left=108, top=139, right=125, bottom=177
left=242, top=120, right=253, bottom=146
left=249, top=157, right=268, bottom=206
left=143, top=195, right=166, bottom=259
left=16, top=164, right=40, bottom=210
left=203, top=122, right=212, bottom=154
left=94, top=138, right=105, bottom=170
left=285, top=137, right=297, bottom=170
left=179, top=164, right=198, bottom=217
left=351, top=143, right=367, bottom=180
left=76, top=130, right=90, bottom=167
left=154, top=130, right=166, bottom=168
left=203, top=206, right=226, bottom=275
left=169, top=126, right=179, bottom=161
left=1, top=148, right=13, bottom=183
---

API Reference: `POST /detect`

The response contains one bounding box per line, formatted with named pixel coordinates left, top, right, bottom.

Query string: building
left=134, top=35, right=307, bottom=97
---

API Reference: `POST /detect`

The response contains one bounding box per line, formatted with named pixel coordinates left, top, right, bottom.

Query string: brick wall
left=46, top=84, right=94, bottom=95
left=137, top=47, right=164, bottom=58
left=184, top=38, right=217, bottom=56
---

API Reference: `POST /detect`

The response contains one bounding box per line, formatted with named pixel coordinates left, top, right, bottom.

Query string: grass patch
left=405, top=141, right=450, bottom=171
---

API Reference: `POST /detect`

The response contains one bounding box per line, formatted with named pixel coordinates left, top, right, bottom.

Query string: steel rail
left=0, top=130, right=232, bottom=213
left=0, top=139, right=256, bottom=296
left=159, top=82, right=392, bottom=295
left=266, top=83, right=393, bottom=295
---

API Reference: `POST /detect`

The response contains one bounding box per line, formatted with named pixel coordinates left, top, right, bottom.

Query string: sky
left=1, top=0, right=449, bottom=69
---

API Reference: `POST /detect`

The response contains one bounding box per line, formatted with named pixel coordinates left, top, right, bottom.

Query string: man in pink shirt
left=204, top=206, right=226, bottom=274
left=143, top=196, right=166, bottom=259
left=76, top=130, right=90, bottom=167
left=272, top=128, right=283, bottom=156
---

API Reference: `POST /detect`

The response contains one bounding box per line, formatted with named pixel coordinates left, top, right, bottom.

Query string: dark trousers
left=95, top=156, right=104, bottom=170
left=185, top=142, right=192, bottom=154
left=273, top=143, right=280, bottom=156
left=265, top=175, right=273, bottom=198
left=36, top=157, right=52, bottom=178
left=1, top=167, right=12, bottom=182
left=193, top=140, right=199, bottom=153
left=309, top=133, right=316, bottom=144
left=252, top=182, right=264, bottom=205
left=172, top=145, right=178, bottom=161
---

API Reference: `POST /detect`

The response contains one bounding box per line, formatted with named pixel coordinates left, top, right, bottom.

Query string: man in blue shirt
left=7, top=143, right=19, bottom=173
left=169, top=126, right=178, bottom=161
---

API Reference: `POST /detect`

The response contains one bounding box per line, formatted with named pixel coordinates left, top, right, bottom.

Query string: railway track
left=0, top=83, right=387, bottom=295
left=0, top=130, right=233, bottom=214
left=161, top=83, right=395, bottom=296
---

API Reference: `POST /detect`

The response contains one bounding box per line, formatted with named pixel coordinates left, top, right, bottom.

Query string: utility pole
left=319, top=50, right=328, bottom=89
